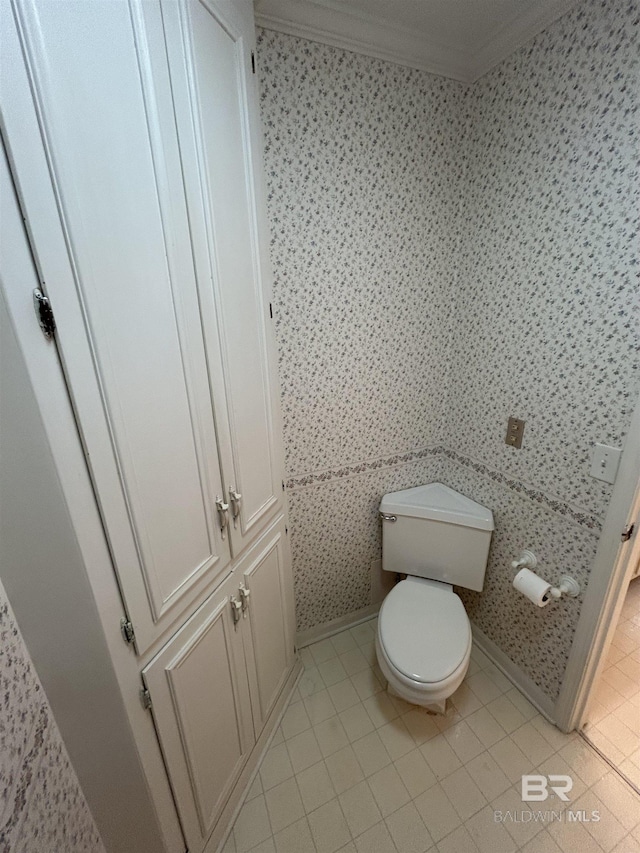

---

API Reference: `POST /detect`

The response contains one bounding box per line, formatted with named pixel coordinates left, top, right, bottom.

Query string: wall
left=0, top=579, right=104, bottom=853
left=257, top=29, right=464, bottom=630
left=257, top=0, right=640, bottom=701
left=444, top=0, right=640, bottom=699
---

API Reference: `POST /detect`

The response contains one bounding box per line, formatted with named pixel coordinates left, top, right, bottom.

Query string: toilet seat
left=378, top=577, right=471, bottom=684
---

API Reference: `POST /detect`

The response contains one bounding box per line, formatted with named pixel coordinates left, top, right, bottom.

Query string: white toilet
left=376, top=483, right=494, bottom=712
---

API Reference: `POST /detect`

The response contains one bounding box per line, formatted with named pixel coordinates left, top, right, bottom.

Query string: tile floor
left=224, top=617, right=640, bottom=853
left=584, top=577, right=640, bottom=790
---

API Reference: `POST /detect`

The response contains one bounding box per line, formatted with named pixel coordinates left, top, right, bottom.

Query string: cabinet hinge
left=621, top=523, right=635, bottom=542
left=120, top=617, right=135, bottom=645
left=251, top=51, right=256, bottom=74
left=33, top=288, right=56, bottom=339
left=141, top=685, right=152, bottom=711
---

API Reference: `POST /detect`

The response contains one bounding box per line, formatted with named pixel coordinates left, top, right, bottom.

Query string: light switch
left=589, top=444, right=622, bottom=484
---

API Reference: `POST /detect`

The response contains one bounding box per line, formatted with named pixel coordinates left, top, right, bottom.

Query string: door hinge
left=621, top=523, right=635, bottom=542
left=251, top=50, right=256, bottom=74
left=33, top=288, right=56, bottom=339
left=141, top=685, right=152, bottom=711
left=120, top=617, right=135, bottom=645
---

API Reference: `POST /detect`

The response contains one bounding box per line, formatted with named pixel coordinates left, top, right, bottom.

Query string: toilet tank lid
left=380, top=483, right=494, bottom=531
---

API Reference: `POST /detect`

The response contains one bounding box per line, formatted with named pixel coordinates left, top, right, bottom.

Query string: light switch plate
left=590, top=443, right=622, bottom=484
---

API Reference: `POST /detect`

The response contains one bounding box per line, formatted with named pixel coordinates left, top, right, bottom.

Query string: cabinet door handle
left=230, top=595, right=242, bottom=625
left=229, top=487, right=242, bottom=527
left=239, top=583, right=250, bottom=615
left=216, top=496, right=230, bottom=538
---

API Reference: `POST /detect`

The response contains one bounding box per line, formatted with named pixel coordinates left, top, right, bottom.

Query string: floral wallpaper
left=258, top=33, right=463, bottom=476
left=0, top=580, right=104, bottom=853
left=447, top=0, right=640, bottom=520
left=256, top=0, right=639, bottom=702
left=441, top=0, right=640, bottom=699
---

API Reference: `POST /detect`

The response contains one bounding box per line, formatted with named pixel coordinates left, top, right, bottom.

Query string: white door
left=160, top=0, right=284, bottom=554
left=143, top=572, right=254, bottom=853
left=2, top=0, right=233, bottom=653
left=239, top=518, right=296, bottom=734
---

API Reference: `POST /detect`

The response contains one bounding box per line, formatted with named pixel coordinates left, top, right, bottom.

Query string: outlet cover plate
left=505, top=416, right=525, bottom=449
left=590, top=443, right=622, bottom=484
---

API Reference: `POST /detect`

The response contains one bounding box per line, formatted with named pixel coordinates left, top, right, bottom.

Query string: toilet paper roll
left=513, top=568, right=551, bottom=607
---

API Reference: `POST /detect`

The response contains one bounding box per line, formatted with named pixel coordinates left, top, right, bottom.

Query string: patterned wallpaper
left=448, top=0, right=640, bottom=519
left=258, top=33, right=463, bottom=476
left=257, top=0, right=639, bottom=701
left=444, top=0, right=640, bottom=698
left=0, top=580, right=104, bottom=853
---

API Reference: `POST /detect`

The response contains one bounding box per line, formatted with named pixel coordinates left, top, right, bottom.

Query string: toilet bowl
left=376, top=576, right=472, bottom=710
left=376, top=483, right=493, bottom=712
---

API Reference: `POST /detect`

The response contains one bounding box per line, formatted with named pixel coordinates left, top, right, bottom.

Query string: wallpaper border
left=287, top=446, right=603, bottom=531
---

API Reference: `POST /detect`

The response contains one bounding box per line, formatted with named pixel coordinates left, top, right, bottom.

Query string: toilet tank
left=379, top=483, right=493, bottom=592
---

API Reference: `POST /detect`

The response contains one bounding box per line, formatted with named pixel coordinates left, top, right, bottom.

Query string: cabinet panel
left=240, top=518, right=295, bottom=732
left=7, top=0, right=232, bottom=651
left=144, top=574, right=254, bottom=853
left=161, top=0, right=283, bottom=552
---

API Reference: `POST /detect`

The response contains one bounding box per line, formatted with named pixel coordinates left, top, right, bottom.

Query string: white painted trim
left=471, top=623, right=557, bottom=722
left=296, top=603, right=379, bottom=648
left=255, top=0, right=473, bottom=82
left=469, top=0, right=579, bottom=80
left=255, top=0, right=580, bottom=83
left=555, top=394, right=640, bottom=733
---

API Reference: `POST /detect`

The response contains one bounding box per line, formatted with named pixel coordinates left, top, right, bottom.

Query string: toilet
left=376, top=482, right=494, bottom=712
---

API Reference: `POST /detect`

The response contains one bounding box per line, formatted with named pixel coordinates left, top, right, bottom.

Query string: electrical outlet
left=505, top=417, right=525, bottom=449
left=589, top=444, right=621, bottom=484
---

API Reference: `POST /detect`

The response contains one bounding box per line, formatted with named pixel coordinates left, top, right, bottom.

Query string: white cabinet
left=143, top=573, right=253, bottom=852
left=239, top=519, right=297, bottom=733
left=144, top=517, right=294, bottom=853
left=3, top=0, right=285, bottom=656
left=1, top=0, right=297, bottom=850
left=161, top=0, right=283, bottom=555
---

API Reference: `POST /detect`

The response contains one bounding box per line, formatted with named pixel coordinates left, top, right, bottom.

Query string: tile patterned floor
left=584, top=577, right=640, bottom=790
left=224, top=617, right=640, bottom=853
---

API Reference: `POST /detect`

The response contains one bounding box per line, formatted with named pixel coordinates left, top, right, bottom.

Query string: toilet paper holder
left=548, top=575, right=581, bottom=600
left=511, top=550, right=537, bottom=571
left=511, top=550, right=581, bottom=601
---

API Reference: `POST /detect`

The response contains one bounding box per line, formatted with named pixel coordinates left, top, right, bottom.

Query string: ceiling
left=254, top=0, right=581, bottom=82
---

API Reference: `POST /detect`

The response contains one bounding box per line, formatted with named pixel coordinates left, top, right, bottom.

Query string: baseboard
left=296, top=604, right=380, bottom=647
left=471, top=623, right=557, bottom=723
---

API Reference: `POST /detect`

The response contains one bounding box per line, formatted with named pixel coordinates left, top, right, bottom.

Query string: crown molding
left=254, top=0, right=580, bottom=84
left=469, top=0, right=580, bottom=80
left=254, top=0, right=474, bottom=82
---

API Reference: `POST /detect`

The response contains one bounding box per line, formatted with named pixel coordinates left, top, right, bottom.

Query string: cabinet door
left=3, top=0, right=232, bottom=653
left=143, top=573, right=254, bottom=853
left=161, top=0, right=284, bottom=554
left=238, top=517, right=296, bottom=734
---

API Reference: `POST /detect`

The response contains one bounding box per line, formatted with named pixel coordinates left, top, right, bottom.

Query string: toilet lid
left=379, top=581, right=471, bottom=684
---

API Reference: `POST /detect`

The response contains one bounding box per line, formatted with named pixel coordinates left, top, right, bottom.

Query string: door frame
left=555, top=392, right=640, bottom=732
